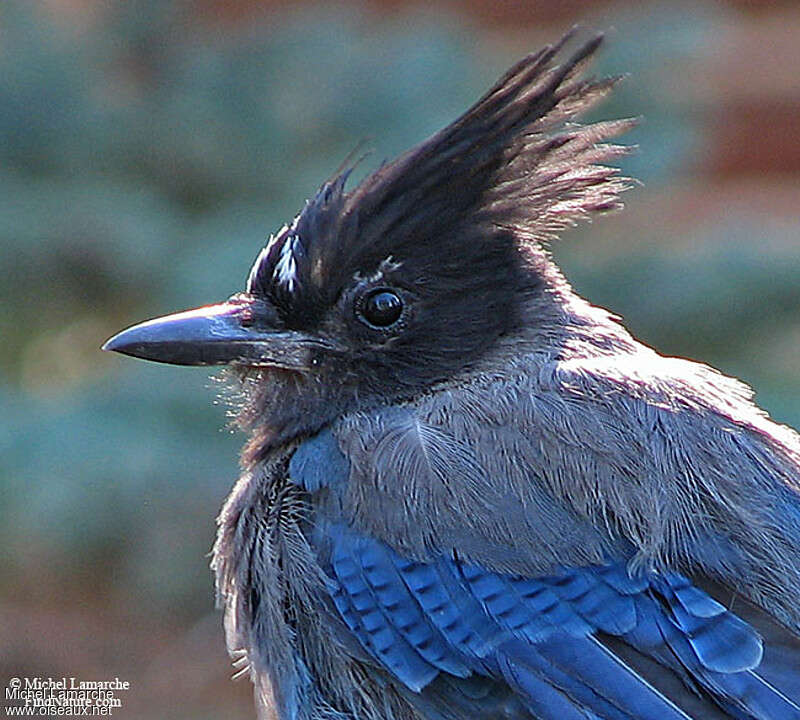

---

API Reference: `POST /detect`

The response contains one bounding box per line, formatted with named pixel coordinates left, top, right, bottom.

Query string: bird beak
left=102, top=296, right=322, bottom=369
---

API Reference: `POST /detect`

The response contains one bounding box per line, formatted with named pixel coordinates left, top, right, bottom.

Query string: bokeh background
left=2, top=1, right=799, bottom=717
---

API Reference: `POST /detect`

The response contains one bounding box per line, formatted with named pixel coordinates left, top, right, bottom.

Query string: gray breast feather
left=331, top=349, right=800, bottom=629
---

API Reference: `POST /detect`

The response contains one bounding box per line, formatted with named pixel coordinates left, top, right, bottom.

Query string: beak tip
left=101, top=333, right=125, bottom=354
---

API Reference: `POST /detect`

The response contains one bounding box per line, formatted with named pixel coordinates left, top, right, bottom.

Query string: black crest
left=246, top=31, right=633, bottom=327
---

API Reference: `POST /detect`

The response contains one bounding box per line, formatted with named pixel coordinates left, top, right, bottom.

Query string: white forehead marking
left=246, top=244, right=271, bottom=292
left=274, top=234, right=301, bottom=293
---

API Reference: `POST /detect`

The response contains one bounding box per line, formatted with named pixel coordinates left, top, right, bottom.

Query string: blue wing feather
left=654, top=573, right=763, bottom=673
left=331, top=535, right=440, bottom=691
left=327, top=524, right=722, bottom=719
left=290, top=432, right=800, bottom=719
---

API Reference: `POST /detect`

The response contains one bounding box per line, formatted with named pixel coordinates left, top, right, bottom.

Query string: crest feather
left=248, top=31, right=634, bottom=323
left=340, top=31, right=633, bottom=255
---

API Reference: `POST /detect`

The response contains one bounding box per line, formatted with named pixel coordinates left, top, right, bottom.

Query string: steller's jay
left=103, top=32, right=800, bottom=720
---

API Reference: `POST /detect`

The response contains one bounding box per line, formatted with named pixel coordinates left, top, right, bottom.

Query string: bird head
left=103, top=32, right=633, bottom=460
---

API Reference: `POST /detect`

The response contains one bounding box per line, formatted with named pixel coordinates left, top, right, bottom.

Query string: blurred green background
left=2, top=1, right=799, bottom=717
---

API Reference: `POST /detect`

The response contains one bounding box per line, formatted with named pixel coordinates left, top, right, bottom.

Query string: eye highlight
left=359, top=289, right=403, bottom=328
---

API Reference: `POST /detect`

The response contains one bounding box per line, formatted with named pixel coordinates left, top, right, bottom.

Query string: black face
left=221, top=187, right=531, bottom=461
left=103, top=33, right=631, bottom=460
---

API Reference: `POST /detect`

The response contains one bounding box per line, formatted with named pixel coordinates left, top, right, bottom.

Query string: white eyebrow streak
left=274, top=234, right=302, bottom=293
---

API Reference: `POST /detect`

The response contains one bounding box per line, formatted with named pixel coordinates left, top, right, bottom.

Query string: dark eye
left=360, top=289, right=403, bottom=328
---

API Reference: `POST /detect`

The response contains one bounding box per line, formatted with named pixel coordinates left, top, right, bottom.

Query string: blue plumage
left=289, top=427, right=350, bottom=492
left=288, top=429, right=800, bottom=720
left=653, top=574, right=763, bottom=674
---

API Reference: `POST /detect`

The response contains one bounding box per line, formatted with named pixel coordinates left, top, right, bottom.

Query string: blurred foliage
left=1, top=0, right=799, bottom=715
